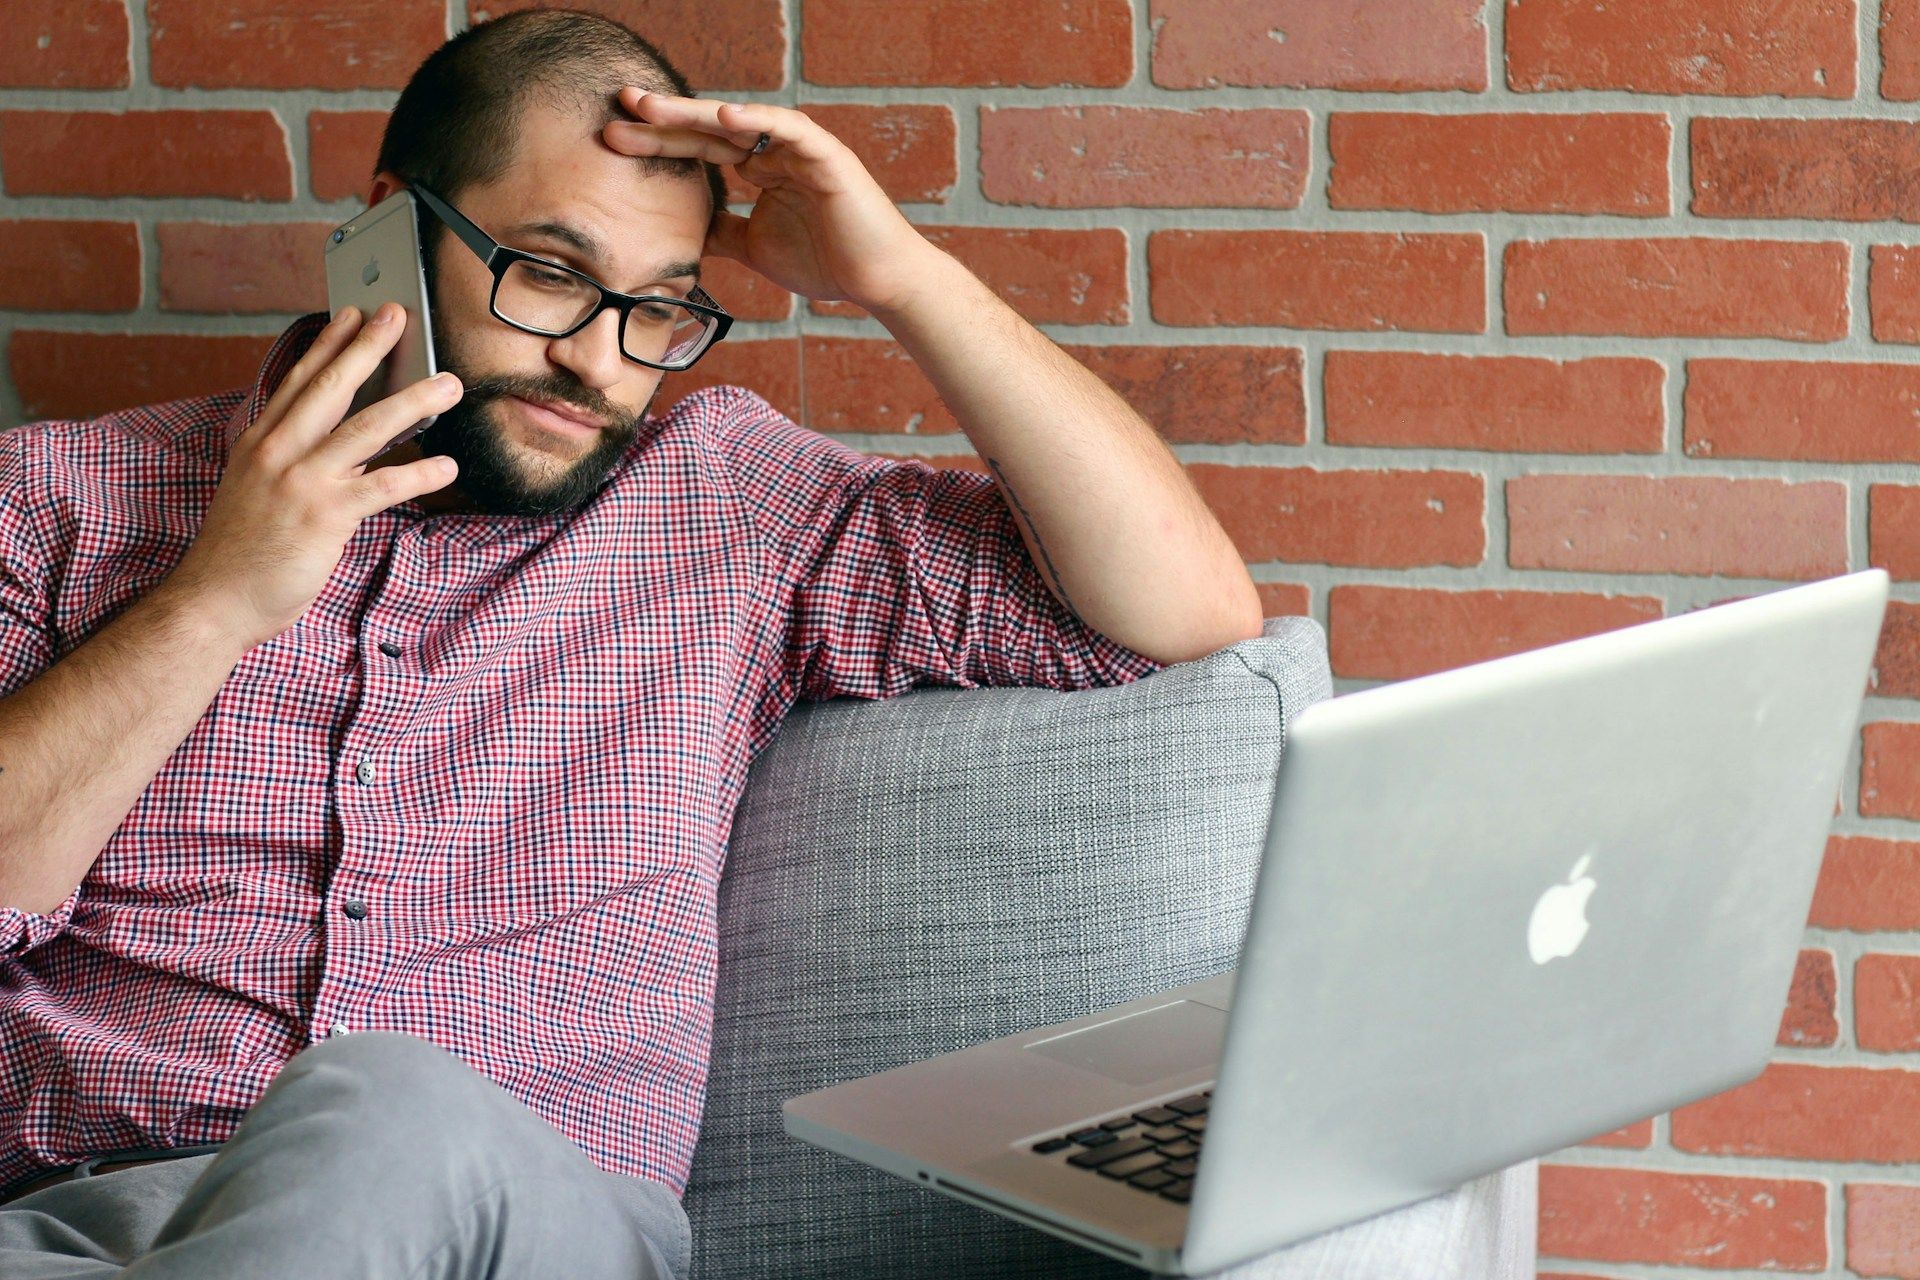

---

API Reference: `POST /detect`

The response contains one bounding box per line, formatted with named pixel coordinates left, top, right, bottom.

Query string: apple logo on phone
left=1527, top=853, right=1596, bottom=965
left=362, top=258, right=381, bottom=286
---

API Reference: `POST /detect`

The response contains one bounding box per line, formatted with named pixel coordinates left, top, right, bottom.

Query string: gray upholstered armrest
left=685, top=616, right=1332, bottom=1278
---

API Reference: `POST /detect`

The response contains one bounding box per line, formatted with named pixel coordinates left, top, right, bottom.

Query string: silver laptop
left=783, top=568, right=1888, bottom=1275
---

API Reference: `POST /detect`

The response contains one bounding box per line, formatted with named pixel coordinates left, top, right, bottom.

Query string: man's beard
left=410, top=286, right=657, bottom=518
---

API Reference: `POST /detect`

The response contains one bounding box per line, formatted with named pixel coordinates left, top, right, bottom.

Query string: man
left=0, top=8, right=1261, bottom=1277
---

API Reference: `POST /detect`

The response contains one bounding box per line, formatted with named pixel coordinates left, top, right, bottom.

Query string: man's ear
left=365, top=170, right=406, bottom=208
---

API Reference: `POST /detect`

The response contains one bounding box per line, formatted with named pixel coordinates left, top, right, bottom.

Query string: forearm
left=0, top=581, right=253, bottom=915
left=868, top=248, right=1262, bottom=665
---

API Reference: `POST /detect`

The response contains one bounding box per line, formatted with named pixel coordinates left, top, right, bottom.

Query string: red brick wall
left=7, top=0, right=1920, bottom=1272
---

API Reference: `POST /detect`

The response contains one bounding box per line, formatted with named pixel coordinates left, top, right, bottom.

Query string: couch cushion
left=685, top=616, right=1332, bottom=1278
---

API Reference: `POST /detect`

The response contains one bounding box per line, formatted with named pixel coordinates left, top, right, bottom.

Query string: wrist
left=144, top=576, right=264, bottom=663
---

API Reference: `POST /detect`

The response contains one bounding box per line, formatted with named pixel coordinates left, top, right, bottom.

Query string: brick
left=699, top=256, right=791, bottom=323
left=0, top=221, right=140, bottom=313
left=0, top=0, right=129, bottom=88
left=1150, top=230, right=1484, bottom=334
left=473, top=0, right=786, bottom=91
left=1508, top=473, right=1847, bottom=580
left=10, top=331, right=275, bottom=421
left=1863, top=722, right=1920, bottom=820
left=309, top=111, right=388, bottom=204
left=1538, top=1163, right=1827, bottom=1271
left=1886, top=0, right=1920, bottom=101
left=1872, top=485, right=1920, bottom=581
left=1849, top=1183, right=1920, bottom=1276
left=1329, top=113, right=1668, bottom=216
left=148, top=0, right=443, bottom=90
left=654, top=339, right=801, bottom=423
left=798, top=337, right=1304, bottom=445
left=1672, top=1061, right=1920, bottom=1163
left=1255, top=582, right=1311, bottom=619
left=803, top=0, right=1131, bottom=87
left=1326, top=584, right=1661, bottom=681
left=1189, top=466, right=1485, bottom=569
left=1323, top=351, right=1664, bottom=453
left=0, top=110, right=292, bottom=201
left=1870, top=245, right=1920, bottom=343
left=1871, top=600, right=1920, bottom=698
left=156, top=222, right=333, bottom=315
left=1810, top=835, right=1920, bottom=931
left=1507, top=0, right=1855, bottom=98
left=1505, top=238, right=1849, bottom=342
left=1693, top=118, right=1920, bottom=221
left=1684, top=359, right=1920, bottom=463
left=800, top=104, right=955, bottom=203
left=1581, top=1118, right=1654, bottom=1148
left=1150, top=0, right=1486, bottom=91
left=981, top=106, right=1309, bottom=209
left=1857, top=953, right=1920, bottom=1052
left=1780, top=949, right=1838, bottom=1048
left=813, top=226, right=1127, bottom=325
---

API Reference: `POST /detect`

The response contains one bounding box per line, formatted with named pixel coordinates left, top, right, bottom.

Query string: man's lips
left=508, top=394, right=607, bottom=432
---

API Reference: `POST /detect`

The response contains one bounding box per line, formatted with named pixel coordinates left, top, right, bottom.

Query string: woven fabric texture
left=684, top=613, right=1537, bottom=1277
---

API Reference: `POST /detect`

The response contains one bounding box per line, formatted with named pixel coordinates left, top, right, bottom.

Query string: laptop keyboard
left=1028, top=1090, right=1210, bottom=1204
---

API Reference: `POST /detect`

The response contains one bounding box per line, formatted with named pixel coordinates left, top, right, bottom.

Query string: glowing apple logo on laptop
left=1527, top=854, right=1596, bottom=965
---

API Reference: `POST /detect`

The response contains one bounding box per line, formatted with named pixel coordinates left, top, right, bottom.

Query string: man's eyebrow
left=503, top=219, right=701, bottom=284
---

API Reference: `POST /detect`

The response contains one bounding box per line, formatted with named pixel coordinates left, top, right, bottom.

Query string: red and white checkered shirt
left=0, top=311, right=1165, bottom=1197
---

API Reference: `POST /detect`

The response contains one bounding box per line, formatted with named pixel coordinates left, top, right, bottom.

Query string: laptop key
left=1069, top=1128, right=1115, bottom=1147
left=1176, top=1115, right=1208, bottom=1134
left=1164, top=1157, right=1199, bottom=1178
left=1032, top=1137, right=1073, bottom=1154
left=1128, top=1169, right=1177, bottom=1191
left=1165, top=1094, right=1210, bottom=1116
left=1096, top=1151, right=1169, bottom=1180
left=1155, top=1139, right=1200, bottom=1160
left=1132, top=1106, right=1181, bottom=1126
left=1160, top=1179, right=1194, bottom=1203
left=1101, top=1117, right=1139, bottom=1132
left=1142, top=1125, right=1186, bottom=1142
left=1067, top=1137, right=1157, bottom=1169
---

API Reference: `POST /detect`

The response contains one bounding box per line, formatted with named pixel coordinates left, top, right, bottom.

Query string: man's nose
left=546, top=307, right=626, bottom=391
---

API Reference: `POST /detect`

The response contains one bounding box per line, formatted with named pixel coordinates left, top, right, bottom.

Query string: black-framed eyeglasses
left=407, top=182, right=732, bottom=372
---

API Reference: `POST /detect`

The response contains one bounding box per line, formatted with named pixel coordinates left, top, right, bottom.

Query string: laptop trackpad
left=1023, top=1000, right=1227, bottom=1086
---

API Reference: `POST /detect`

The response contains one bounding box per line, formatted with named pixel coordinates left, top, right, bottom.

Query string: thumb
left=704, top=210, right=751, bottom=264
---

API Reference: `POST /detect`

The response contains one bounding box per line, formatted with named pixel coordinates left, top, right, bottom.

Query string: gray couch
left=683, top=615, right=1538, bottom=1278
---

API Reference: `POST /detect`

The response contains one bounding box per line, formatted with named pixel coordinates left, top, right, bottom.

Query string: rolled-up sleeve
left=715, top=387, right=1167, bottom=702
left=0, top=426, right=74, bottom=955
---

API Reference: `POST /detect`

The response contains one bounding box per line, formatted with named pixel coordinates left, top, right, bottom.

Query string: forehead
left=459, top=98, right=709, bottom=278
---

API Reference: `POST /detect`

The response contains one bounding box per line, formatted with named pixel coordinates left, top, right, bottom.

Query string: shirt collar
left=223, top=311, right=331, bottom=456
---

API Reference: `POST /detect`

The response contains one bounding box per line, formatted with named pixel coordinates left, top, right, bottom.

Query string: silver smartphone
left=322, top=189, right=440, bottom=464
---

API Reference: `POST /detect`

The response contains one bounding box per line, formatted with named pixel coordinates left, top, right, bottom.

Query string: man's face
left=394, top=100, right=712, bottom=518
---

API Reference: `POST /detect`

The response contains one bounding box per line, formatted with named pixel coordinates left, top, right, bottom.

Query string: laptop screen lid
left=1181, top=569, right=1887, bottom=1275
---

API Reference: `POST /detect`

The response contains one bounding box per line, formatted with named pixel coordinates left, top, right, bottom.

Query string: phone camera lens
left=331, top=229, right=345, bottom=243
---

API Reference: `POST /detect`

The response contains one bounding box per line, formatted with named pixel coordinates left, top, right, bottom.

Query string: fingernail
left=433, top=371, right=460, bottom=388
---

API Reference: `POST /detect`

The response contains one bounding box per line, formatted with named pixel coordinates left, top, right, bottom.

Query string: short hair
left=374, top=7, right=726, bottom=255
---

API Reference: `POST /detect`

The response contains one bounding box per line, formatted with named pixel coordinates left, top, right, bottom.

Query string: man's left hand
left=601, top=89, right=941, bottom=315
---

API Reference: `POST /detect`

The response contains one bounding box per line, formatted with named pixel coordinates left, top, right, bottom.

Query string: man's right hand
left=166, top=301, right=464, bottom=652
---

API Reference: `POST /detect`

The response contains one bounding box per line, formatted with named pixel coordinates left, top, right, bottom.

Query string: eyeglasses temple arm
left=409, top=184, right=498, bottom=267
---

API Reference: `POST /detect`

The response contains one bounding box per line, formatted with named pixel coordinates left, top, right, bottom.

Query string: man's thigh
left=0, top=1033, right=690, bottom=1280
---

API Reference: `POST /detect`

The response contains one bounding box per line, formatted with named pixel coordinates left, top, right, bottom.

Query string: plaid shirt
left=0, top=312, right=1165, bottom=1197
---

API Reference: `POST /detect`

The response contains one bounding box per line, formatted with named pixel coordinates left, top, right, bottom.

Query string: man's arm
left=601, top=91, right=1264, bottom=666
left=866, top=248, right=1264, bottom=667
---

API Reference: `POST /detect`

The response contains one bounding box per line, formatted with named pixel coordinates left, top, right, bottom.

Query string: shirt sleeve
left=0, top=426, right=78, bottom=956
left=715, top=387, right=1168, bottom=703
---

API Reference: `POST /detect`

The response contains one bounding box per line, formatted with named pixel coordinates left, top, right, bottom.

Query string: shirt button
left=328, top=1022, right=350, bottom=1038
left=378, top=641, right=402, bottom=657
left=355, top=758, right=375, bottom=785
left=342, top=899, right=369, bottom=921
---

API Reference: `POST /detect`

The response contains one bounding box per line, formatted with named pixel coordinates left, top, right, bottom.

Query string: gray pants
left=0, top=1031, right=691, bottom=1280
